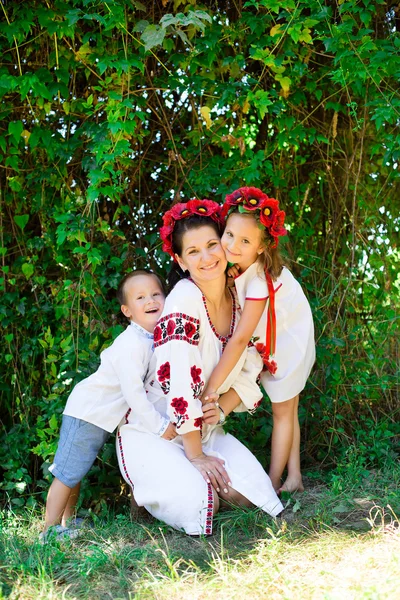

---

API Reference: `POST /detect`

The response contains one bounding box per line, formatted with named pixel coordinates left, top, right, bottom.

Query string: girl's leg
left=269, top=396, right=297, bottom=491
left=61, top=482, right=81, bottom=526
left=280, top=396, right=304, bottom=493
left=44, top=478, right=74, bottom=531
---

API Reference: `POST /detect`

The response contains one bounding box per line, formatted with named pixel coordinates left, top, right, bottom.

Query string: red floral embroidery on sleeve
left=184, top=321, right=196, bottom=338
left=190, top=365, right=202, bottom=384
left=154, top=313, right=200, bottom=347
left=157, top=362, right=170, bottom=395
left=153, top=325, right=162, bottom=343
left=171, top=397, right=190, bottom=429
left=194, top=417, right=202, bottom=428
left=167, top=320, right=176, bottom=336
left=190, top=365, right=204, bottom=399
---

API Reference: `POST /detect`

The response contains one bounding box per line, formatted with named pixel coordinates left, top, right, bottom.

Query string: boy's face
left=121, top=274, right=165, bottom=332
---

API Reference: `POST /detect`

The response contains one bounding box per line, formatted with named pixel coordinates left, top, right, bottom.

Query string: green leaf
left=21, top=263, right=34, bottom=279
left=141, top=25, right=166, bottom=51
left=8, top=121, right=23, bottom=145
left=14, top=214, right=29, bottom=231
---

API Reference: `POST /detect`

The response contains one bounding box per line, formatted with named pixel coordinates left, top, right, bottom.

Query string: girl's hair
left=167, top=215, right=222, bottom=289
left=116, top=269, right=166, bottom=305
left=227, top=211, right=286, bottom=280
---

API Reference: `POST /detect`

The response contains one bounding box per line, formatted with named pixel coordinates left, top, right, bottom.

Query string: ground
left=0, top=467, right=399, bottom=599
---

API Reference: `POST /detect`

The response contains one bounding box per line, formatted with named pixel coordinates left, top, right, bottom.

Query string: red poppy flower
left=259, top=197, right=279, bottom=227
left=167, top=319, right=176, bottom=336
left=186, top=199, right=219, bottom=217
left=171, top=397, right=188, bottom=415
left=184, top=321, right=196, bottom=338
left=270, top=210, right=287, bottom=237
left=224, top=188, right=245, bottom=208
left=241, top=187, right=270, bottom=211
left=153, top=326, right=162, bottom=342
left=169, top=202, right=192, bottom=220
left=194, top=417, right=203, bottom=428
left=157, top=362, right=170, bottom=382
left=190, top=365, right=202, bottom=384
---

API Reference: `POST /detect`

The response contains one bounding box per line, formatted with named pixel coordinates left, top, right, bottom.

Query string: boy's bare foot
left=278, top=476, right=304, bottom=494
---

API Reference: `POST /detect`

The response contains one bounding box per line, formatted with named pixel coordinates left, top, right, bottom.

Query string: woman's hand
left=189, top=453, right=231, bottom=494
left=161, top=422, right=178, bottom=440
left=202, top=393, right=221, bottom=425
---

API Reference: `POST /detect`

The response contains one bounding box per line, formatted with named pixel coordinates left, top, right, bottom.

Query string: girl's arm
left=203, top=298, right=267, bottom=397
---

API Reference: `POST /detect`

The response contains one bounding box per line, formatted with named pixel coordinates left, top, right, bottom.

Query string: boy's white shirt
left=63, top=321, right=169, bottom=435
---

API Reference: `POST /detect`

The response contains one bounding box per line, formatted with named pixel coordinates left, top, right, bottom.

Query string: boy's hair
left=116, top=270, right=166, bottom=305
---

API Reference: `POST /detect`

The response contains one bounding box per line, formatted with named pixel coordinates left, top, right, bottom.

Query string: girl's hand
left=161, top=422, right=178, bottom=440
left=227, top=264, right=240, bottom=278
left=202, top=395, right=221, bottom=425
left=189, top=453, right=231, bottom=494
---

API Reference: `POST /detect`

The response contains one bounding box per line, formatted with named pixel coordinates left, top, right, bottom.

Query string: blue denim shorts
left=48, top=415, right=109, bottom=488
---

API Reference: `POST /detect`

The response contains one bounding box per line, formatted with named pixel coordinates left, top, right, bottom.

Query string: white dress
left=116, top=279, right=283, bottom=535
left=234, top=263, right=315, bottom=403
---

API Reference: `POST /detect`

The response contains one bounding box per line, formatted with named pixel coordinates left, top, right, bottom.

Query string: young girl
left=203, top=187, right=315, bottom=493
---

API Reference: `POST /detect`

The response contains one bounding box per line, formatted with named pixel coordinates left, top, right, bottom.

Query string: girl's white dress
left=234, top=263, right=315, bottom=403
left=117, top=278, right=283, bottom=535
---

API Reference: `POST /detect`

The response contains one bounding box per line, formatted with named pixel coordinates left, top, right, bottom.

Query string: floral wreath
left=223, top=186, right=287, bottom=249
left=160, top=199, right=226, bottom=260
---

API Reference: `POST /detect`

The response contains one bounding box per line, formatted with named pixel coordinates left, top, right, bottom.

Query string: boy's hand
left=162, top=422, right=178, bottom=440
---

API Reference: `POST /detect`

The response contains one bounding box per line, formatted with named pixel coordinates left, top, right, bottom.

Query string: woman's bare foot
left=278, top=476, right=304, bottom=494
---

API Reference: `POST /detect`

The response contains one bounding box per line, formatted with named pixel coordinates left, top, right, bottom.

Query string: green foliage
left=0, top=0, right=399, bottom=509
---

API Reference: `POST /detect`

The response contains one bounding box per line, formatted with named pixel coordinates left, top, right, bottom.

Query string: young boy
left=41, top=270, right=175, bottom=540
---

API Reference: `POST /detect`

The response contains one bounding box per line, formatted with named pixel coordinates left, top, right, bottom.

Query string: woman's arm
left=202, top=388, right=241, bottom=425
left=203, top=298, right=266, bottom=397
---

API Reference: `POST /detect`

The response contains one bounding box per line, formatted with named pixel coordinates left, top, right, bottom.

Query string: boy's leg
left=268, top=396, right=297, bottom=491
left=44, top=478, right=74, bottom=531
left=280, top=396, right=304, bottom=493
left=61, top=482, right=81, bottom=527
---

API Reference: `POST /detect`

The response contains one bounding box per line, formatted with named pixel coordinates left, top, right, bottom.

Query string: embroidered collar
left=130, top=321, right=154, bottom=339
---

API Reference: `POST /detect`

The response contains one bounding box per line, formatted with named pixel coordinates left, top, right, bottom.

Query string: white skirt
left=117, top=424, right=283, bottom=535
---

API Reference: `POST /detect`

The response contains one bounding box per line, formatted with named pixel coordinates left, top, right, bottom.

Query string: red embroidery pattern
left=205, top=482, right=213, bottom=535
left=190, top=365, right=204, bottom=399
left=202, top=289, right=237, bottom=351
left=117, top=409, right=134, bottom=488
left=157, top=361, right=170, bottom=395
left=194, top=417, right=202, bottom=428
left=171, top=397, right=189, bottom=429
left=154, top=313, right=200, bottom=348
left=249, top=398, right=262, bottom=414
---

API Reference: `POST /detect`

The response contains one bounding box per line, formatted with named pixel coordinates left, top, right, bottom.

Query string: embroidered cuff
left=157, top=418, right=170, bottom=437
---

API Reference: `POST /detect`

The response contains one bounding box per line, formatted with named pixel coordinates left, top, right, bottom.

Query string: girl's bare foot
left=278, top=476, right=304, bottom=494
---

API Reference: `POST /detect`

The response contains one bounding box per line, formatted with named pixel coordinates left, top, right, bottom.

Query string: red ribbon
left=265, top=270, right=276, bottom=357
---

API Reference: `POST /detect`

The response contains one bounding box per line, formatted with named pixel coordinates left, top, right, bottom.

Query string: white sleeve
left=153, top=283, right=204, bottom=435
left=231, top=345, right=264, bottom=413
left=112, top=346, right=169, bottom=436
left=245, top=273, right=269, bottom=301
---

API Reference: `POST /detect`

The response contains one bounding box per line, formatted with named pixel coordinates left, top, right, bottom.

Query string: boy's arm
left=203, top=298, right=266, bottom=397
left=115, top=348, right=170, bottom=436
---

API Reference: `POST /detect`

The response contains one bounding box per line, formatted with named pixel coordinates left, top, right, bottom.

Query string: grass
left=0, top=464, right=399, bottom=600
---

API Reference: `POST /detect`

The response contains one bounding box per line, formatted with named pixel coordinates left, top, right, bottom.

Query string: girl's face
left=175, top=225, right=227, bottom=285
left=221, top=212, right=265, bottom=271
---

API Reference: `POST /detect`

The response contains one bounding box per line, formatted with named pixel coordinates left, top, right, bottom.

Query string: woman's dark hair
left=167, top=215, right=222, bottom=289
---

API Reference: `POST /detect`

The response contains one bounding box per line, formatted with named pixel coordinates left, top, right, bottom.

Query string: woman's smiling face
left=175, top=225, right=227, bottom=285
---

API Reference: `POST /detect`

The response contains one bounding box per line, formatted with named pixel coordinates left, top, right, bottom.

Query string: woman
left=117, top=200, right=283, bottom=535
